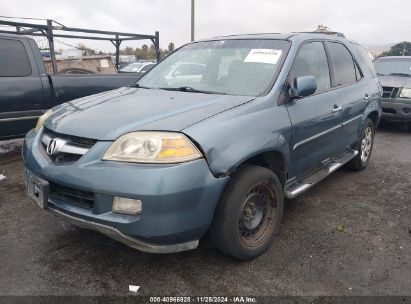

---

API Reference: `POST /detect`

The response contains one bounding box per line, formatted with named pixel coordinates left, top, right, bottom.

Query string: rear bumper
left=381, top=100, right=411, bottom=122
left=23, top=129, right=229, bottom=252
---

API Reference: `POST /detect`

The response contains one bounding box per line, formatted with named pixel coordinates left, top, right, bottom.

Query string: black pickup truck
left=0, top=33, right=141, bottom=140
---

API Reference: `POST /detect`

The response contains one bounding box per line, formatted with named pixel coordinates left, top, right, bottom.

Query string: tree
left=122, top=46, right=134, bottom=55
left=379, top=41, right=411, bottom=57
left=168, top=42, right=175, bottom=53
left=121, top=42, right=176, bottom=60
left=77, top=43, right=96, bottom=56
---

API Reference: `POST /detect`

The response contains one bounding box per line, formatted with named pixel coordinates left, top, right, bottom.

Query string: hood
left=379, top=75, right=411, bottom=88
left=45, top=87, right=254, bottom=140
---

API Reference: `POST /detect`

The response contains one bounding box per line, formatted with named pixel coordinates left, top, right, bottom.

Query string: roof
left=199, top=32, right=348, bottom=42
left=207, top=33, right=294, bottom=40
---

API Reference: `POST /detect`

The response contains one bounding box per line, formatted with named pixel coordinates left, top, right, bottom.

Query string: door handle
left=332, top=105, right=343, bottom=112
left=364, top=94, right=369, bottom=100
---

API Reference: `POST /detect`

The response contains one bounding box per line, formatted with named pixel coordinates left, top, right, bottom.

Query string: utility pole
left=191, top=0, right=195, bottom=41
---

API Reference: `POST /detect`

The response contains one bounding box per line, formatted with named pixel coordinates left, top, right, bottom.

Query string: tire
left=209, top=165, right=284, bottom=260
left=347, top=118, right=375, bottom=171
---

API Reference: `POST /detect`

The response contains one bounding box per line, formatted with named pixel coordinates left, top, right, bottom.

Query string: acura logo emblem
left=46, top=138, right=66, bottom=156
left=46, top=139, right=57, bottom=155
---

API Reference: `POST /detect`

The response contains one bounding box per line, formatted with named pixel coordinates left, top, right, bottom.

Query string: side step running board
left=285, top=150, right=359, bottom=199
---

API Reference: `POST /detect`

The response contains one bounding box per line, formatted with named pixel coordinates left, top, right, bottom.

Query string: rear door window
left=327, top=42, right=357, bottom=86
left=0, top=38, right=32, bottom=77
left=291, top=41, right=331, bottom=93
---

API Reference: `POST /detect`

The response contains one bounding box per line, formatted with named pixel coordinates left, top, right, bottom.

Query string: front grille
left=53, top=154, right=83, bottom=163
left=49, top=182, right=94, bottom=209
left=45, top=128, right=97, bottom=149
left=382, top=87, right=400, bottom=99
left=41, top=128, right=97, bottom=163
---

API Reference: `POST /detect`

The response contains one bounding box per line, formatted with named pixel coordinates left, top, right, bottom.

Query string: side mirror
left=291, top=76, right=317, bottom=99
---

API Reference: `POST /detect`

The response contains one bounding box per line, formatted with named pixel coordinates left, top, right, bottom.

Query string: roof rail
left=296, top=31, right=346, bottom=38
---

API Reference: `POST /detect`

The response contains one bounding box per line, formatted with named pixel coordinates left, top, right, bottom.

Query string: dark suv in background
left=24, top=32, right=381, bottom=259
left=374, top=56, right=411, bottom=130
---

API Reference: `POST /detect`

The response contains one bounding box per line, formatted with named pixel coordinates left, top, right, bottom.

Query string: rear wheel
left=347, top=118, right=375, bottom=171
left=209, top=165, right=284, bottom=260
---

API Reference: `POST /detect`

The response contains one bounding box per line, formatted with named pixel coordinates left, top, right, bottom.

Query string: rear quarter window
left=351, top=43, right=378, bottom=78
left=0, top=38, right=32, bottom=77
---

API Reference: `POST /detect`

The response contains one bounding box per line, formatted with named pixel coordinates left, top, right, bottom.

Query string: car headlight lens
left=34, top=109, right=53, bottom=133
left=400, top=88, right=411, bottom=99
left=102, top=132, right=202, bottom=163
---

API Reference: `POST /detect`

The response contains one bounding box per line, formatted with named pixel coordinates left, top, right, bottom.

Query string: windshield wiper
left=131, top=83, right=153, bottom=89
left=159, top=86, right=227, bottom=95
left=388, top=73, right=411, bottom=77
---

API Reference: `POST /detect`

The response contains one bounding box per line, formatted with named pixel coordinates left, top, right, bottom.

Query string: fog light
left=112, top=197, right=142, bottom=215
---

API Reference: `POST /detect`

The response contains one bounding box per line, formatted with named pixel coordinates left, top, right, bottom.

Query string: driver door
left=286, top=41, right=343, bottom=178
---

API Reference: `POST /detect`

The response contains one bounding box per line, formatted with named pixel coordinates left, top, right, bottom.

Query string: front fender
left=183, top=98, right=292, bottom=176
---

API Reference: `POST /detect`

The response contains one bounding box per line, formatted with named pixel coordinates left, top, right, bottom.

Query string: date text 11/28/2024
left=149, top=296, right=257, bottom=303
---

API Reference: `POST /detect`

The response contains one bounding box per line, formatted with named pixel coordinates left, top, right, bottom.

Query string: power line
left=0, top=16, right=66, bottom=28
left=54, top=38, right=83, bottom=50
left=0, top=15, right=48, bottom=21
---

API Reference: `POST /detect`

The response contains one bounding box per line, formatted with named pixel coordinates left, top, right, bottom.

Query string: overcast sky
left=0, top=0, right=409, bottom=52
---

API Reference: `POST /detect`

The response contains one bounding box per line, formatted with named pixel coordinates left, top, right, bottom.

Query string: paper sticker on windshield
left=244, top=49, right=282, bottom=64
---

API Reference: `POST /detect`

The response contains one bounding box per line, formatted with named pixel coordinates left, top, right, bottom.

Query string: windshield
left=374, top=58, right=411, bottom=77
left=137, top=39, right=290, bottom=96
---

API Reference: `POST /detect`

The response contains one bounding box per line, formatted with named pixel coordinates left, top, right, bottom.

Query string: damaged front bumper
left=48, top=207, right=199, bottom=253
left=23, top=129, right=229, bottom=253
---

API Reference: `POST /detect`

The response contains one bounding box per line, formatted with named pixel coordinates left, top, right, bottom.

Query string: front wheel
left=347, top=118, right=375, bottom=171
left=209, top=165, right=284, bottom=260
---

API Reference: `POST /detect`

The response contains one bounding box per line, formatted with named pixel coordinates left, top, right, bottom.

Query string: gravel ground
left=0, top=122, right=410, bottom=297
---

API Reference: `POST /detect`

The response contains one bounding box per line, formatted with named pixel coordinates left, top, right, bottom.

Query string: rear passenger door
left=0, top=37, right=46, bottom=139
left=286, top=41, right=344, bottom=178
left=325, top=41, right=369, bottom=150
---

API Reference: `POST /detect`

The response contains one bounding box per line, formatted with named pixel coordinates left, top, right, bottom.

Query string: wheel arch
left=229, top=149, right=288, bottom=187
left=367, top=110, right=380, bottom=129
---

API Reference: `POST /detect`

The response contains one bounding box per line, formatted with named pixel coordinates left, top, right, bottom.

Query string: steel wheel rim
left=361, top=126, right=373, bottom=163
left=238, top=183, right=277, bottom=248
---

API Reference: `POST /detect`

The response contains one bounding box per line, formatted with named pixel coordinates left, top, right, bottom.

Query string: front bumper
left=47, top=208, right=199, bottom=253
left=23, top=129, right=229, bottom=252
left=381, top=99, right=411, bottom=122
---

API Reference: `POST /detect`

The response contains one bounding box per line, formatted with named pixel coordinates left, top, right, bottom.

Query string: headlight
left=400, top=88, right=411, bottom=99
left=102, top=132, right=202, bottom=163
left=35, top=109, right=53, bottom=133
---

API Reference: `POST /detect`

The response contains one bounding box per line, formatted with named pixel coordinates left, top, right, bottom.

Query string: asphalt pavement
left=0, top=122, right=410, bottom=296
